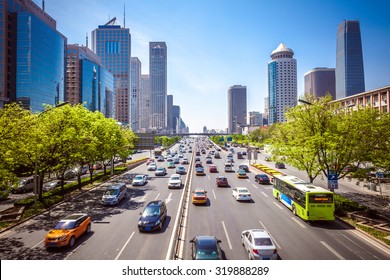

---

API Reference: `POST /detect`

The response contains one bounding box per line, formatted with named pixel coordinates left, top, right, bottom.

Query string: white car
left=232, top=187, right=252, bottom=201
left=147, top=163, right=157, bottom=171
left=181, top=158, right=189, bottom=164
left=168, top=174, right=182, bottom=189
left=241, top=229, right=278, bottom=260
left=132, top=175, right=147, bottom=186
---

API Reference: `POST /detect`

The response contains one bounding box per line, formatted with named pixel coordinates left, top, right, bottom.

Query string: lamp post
left=34, top=102, right=69, bottom=211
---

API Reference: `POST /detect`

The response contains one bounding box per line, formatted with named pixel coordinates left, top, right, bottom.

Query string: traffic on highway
left=0, top=137, right=389, bottom=260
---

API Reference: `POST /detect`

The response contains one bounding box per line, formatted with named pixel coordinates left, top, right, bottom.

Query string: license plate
left=263, top=257, right=270, bottom=260
left=50, top=242, right=56, bottom=246
left=145, top=227, right=151, bottom=231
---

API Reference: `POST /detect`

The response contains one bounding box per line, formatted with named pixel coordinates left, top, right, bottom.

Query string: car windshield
left=239, top=189, right=249, bottom=193
left=105, top=189, right=118, bottom=195
left=134, top=175, right=143, bottom=180
left=142, top=206, right=160, bottom=217
left=254, top=237, right=273, bottom=246
left=54, top=221, right=76, bottom=230
left=194, top=191, right=205, bottom=196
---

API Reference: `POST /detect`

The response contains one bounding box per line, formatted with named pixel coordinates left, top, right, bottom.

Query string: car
left=168, top=174, right=182, bottom=189
left=236, top=169, right=247, bottom=178
left=209, top=165, right=218, bottom=173
left=132, top=174, right=147, bottom=186
left=192, top=188, right=207, bottom=204
left=155, top=167, right=167, bottom=176
left=255, top=174, right=270, bottom=184
left=157, top=156, right=165, bottom=162
left=44, top=213, right=91, bottom=248
left=241, top=229, right=278, bottom=260
left=101, top=182, right=127, bottom=206
left=173, top=157, right=180, bottom=164
left=146, top=158, right=155, bottom=165
left=206, top=158, right=213, bottom=164
left=195, top=162, right=203, bottom=168
left=147, top=163, right=157, bottom=171
left=227, top=156, right=234, bottom=163
left=195, top=157, right=201, bottom=162
left=216, top=176, right=229, bottom=187
left=167, top=161, right=176, bottom=168
left=265, top=156, right=271, bottom=161
left=224, top=162, right=233, bottom=172
left=181, top=158, right=189, bottom=164
left=214, top=152, right=221, bottom=159
left=275, top=162, right=285, bottom=169
left=242, top=151, right=247, bottom=156
left=138, top=200, right=167, bottom=232
left=189, top=236, right=224, bottom=260
left=237, top=152, right=243, bottom=159
left=176, top=166, right=186, bottom=175
left=232, top=187, right=252, bottom=201
left=239, top=164, right=249, bottom=172
left=196, top=167, right=205, bottom=176
left=42, top=180, right=62, bottom=192
left=11, top=177, right=35, bottom=193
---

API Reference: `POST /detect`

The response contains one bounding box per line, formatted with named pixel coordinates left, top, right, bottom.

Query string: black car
left=238, top=164, right=249, bottom=172
left=255, top=174, right=270, bottom=184
left=275, top=162, right=286, bottom=169
left=190, top=236, right=224, bottom=260
left=138, top=200, right=167, bottom=232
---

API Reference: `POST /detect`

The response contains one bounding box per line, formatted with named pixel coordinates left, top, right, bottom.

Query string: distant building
left=91, top=18, right=131, bottom=124
left=0, top=0, right=66, bottom=111
left=149, top=42, right=167, bottom=129
left=167, top=95, right=173, bottom=133
left=131, top=57, right=141, bottom=131
left=248, top=111, right=263, bottom=126
left=268, top=43, right=297, bottom=124
left=203, top=126, right=207, bottom=133
left=228, top=85, right=247, bottom=133
left=139, top=74, right=150, bottom=131
left=172, top=105, right=180, bottom=134
left=304, top=67, right=335, bottom=99
left=66, top=44, right=115, bottom=118
left=336, top=20, right=365, bottom=99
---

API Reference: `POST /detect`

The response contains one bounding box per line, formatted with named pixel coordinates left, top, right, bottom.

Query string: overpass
left=154, top=132, right=234, bottom=137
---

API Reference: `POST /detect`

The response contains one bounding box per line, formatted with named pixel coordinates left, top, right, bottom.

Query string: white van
left=224, top=163, right=233, bottom=172
left=12, top=177, right=35, bottom=193
left=101, top=182, right=127, bottom=206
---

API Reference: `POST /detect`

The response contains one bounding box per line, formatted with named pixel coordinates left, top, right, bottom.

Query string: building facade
left=149, top=42, right=167, bottom=129
left=304, top=67, right=335, bottom=99
left=167, top=94, right=173, bottom=133
left=228, top=85, right=247, bottom=133
left=0, top=0, right=66, bottom=111
left=130, top=57, right=141, bottom=131
left=172, top=105, right=180, bottom=134
left=139, top=74, right=150, bottom=132
left=248, top=111, right=263, bottom=126
left=268, top=43, right=297, bottom=124
left=91, top=18, right=131, bottom=124
left=336, top=20, right=365, bottom=99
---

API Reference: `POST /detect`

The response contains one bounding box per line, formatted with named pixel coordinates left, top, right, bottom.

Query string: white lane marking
left=273, top=201, right=284, bottom=209
left=212, top=189, right=217, bottom=200
left=115, top=231, right=135, bottom=260
left=246, top=179, right=250, bottom=183
left=261, top=191, right=268, bottom=197
left=222, top=221, right=233, bottom=250
left=139, top=194, right=147, bottom=202
left=155, top=193, right=160, bottom=200
left=252, top=184, right=258, bottom=189
left=208, top=175, right=211, bottom=181
left=350, top=229, right=390, bottom=257
left=259, top=221, right=282, bottom=249
left=320, top=241, right=345, bottom=260
left=165, top=193, right=173, bottom=204
left=291, top=217, right=307, bottom=228
left=32, top=239, right=44, bottom=249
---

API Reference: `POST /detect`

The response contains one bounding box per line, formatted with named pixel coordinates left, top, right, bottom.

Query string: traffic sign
left=327, top=171, right=338, bottom=190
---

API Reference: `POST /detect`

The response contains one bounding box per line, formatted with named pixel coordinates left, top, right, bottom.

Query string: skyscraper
left=268, top=43, right=297, bottom=124
left=228, top=85, right=247, bottom=134
left=130, top=57, right=141, bottom=131
left=149, top=42, right=167, bottom=130
left=336, top=20, right=365, bottom=99
left=139, top=74, right=150, bottom=131
left=91, top=18, right=131, bottom=124
left=167, top=95, right=173, bottom=133
left=172, top=105, right=180, bottom=134
left=0, top=0, right=66, bottom=111
left=304, top=67, right=335, bottom=100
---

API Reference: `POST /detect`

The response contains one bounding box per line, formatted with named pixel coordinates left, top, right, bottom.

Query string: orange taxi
left=192, top=188, right=208, bottom=205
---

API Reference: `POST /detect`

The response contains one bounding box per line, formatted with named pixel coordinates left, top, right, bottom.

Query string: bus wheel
left=292, top=205, right=296, bottom=216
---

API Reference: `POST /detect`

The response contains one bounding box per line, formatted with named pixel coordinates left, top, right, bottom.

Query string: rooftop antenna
left=123, top=3, right=126, bottom=28
left=42, top=0, right=45, bottom=11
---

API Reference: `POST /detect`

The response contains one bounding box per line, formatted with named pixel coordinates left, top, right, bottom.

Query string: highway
left=0, top=138, right=389, bottom=260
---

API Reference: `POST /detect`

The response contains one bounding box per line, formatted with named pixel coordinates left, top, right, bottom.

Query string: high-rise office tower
left=167, top=95, right=173, bottom=133
left=66, top=44, right=115, bottom=118
left=0, top=0, right=66, bottom=111
left=172, top=105, right=180, bottom=134
left=268, top=43, right=297, bottom=124
left=228, top=85, right=247, bottom=133
left=149, top=42, right=167, bottom=130
left=130, top=57, right=141, bottom=131
left=139, top=74, right=150, bottom=131
left=336, top=20, right=365, bottom=99
left=304, top=67, right=335, bottom=99
left=92, top=18, right=131, bottom=124
left=248, top=111, right=263, bottom=126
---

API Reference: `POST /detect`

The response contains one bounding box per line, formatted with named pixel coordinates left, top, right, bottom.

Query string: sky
left=36, top=0, right=390, bottom=132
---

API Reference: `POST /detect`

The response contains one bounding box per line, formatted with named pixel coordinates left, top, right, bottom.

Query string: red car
left=209, top=165, right=218, bottom=173
left=216, top=176, right=229, bottom=187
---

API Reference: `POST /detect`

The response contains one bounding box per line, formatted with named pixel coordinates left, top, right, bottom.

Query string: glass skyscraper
left=149, top=42, right=167, bottom=130
left=0, top=0, right=66, bottom=111
left=228, top=85, right=247, bottom=133
left=336, top=20, right=365, bottom=99
left=92, top=19, right=131, bottom=124
left=130, top=57, right=141, bottom=131
left=268, top=43, right=297, bottom=124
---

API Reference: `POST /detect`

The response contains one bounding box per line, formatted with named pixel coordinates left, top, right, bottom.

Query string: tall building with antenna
left=91, top=17, right=131, bottom=124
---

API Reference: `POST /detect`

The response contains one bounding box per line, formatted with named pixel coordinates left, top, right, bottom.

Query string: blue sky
left=38, top=0, right=390, bottom=132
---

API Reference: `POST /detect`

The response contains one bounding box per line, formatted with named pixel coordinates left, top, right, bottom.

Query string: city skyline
left=36, top=0, right=390, bottom=132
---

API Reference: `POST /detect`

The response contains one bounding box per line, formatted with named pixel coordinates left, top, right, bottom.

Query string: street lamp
left=298, top=99, right=312, bottom=105
left=34, top=102, right=69, bottom=211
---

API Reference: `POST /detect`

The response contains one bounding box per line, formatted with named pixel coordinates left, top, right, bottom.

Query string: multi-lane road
left=0, top=138, right=389, bottom=260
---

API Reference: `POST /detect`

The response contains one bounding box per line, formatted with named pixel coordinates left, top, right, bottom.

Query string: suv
left=216, top=176, right=229, bottom=187
left=12, top=177, right=35, bottom=193
left=138, top=200, right=167, bottom=232
left=101, top=182, right=127, bottom=206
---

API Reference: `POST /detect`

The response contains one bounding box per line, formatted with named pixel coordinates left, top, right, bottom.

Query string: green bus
left=273, top=174, right=335, bottom=221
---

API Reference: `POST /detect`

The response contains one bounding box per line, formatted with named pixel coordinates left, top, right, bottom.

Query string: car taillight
left=273, top=249, right=277, bottom=254
left=252, top=249, right=259, bottom=255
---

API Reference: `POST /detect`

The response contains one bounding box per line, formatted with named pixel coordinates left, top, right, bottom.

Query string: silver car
left=241, top=229, right=278, bottom=260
